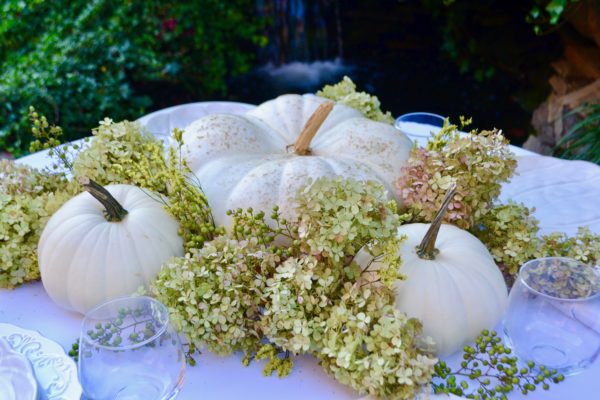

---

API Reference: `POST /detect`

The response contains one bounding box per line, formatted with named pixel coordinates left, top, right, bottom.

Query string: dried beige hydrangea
left=397, top=122, right=517, bottom=229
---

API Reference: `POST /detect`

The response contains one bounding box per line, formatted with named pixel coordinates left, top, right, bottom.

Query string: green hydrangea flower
left=0, top=160, right=72, bottom=288
left=317, top=76, right=394, bottom=124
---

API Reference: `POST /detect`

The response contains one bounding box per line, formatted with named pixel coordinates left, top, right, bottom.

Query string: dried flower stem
left=293, top=102, right=334, bottom=155
left=417, top=184, right=457, bottom=260
left=78, top=176, right=128, bottom=222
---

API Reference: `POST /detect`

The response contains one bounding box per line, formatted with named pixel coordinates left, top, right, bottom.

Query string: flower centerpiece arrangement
left=4, top=77, right=600, bottom=399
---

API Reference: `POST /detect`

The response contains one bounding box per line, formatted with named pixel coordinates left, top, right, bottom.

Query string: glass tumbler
left=503, top=257, right=600, bottom=375
left=79, top=296, right=185, bottom=400
left=394, top=112, right=446, bottom=138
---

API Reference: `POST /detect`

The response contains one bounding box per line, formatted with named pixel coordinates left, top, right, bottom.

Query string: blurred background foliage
left=0, top=0, right=263, bottom=156
left=1, top=0, right=598, bottom=162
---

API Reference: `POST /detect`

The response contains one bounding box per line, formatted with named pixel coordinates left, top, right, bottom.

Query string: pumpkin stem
left=416, top=183, right=457, bottom=260
left=78, top=176, right=128, bottom=222
left=293, top=102, right=335, bottom=155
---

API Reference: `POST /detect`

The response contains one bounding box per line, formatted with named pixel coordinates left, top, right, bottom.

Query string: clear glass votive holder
left=503, top=257, right=600, bottom=376
left=394, top=112, right=446, bottom=138
left=78, top=296, right=185, bottom=400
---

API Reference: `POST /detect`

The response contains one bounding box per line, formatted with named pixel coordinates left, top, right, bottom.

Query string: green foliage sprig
left=528, top=0, right=578, bottom=33
left=28, top=106, right=84, bottom=173
left=434, top=330, right=564, bottom=399
left=553, top=102, right=600, bottom=165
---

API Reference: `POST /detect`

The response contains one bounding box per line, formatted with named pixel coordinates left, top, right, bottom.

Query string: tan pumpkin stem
left=416, top=183, right=457, bottom=260
left=293, top=102, right=335, bottom=155
left=78, top=176, right=128, bottom=222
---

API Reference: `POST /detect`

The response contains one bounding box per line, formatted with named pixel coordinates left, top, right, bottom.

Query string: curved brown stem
left=78, top=176, right=128, bottom=222
left=416, top=184, right=457, bottom=260
left=293, top=102, right=334, bottom=155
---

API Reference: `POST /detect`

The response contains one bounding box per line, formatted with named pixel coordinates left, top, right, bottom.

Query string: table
left=3, top=102, right=600, bottom=399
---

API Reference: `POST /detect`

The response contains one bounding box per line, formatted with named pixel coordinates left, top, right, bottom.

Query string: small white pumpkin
left=182, top=94, right=412, bottom=230
left=38, top=178, right=184, bottom=314
left=357, top=186, right=508, bottom=357
left=394, top=186, right=508, bottom=356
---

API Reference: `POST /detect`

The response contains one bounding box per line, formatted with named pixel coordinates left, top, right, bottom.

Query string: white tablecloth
left=2, top=102, right=599, bottom=399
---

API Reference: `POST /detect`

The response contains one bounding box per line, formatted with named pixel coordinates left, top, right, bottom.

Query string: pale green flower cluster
left=296, top=177, right=403, bottom=265
left=536, top=227, right=600, bottom=265
left=396, top=119, right=600, bottom=285
left=319, top=284, right=436, bottom=400
left=472, top=202, right=540, bottom=277
left=473, top=202, right=600, bottom=279
left=261, top=252, right=345, bottom=357
left=0, top=160, right=72, bottom=288
left=151, top=236, right=278, bottom=356
left=317, top=76, right=395, bottom=124
left=72, top=118, right=170, bottom=193
left=397, top=123, right=517, bottom=229
left=151, top=177, right=436, bottom=397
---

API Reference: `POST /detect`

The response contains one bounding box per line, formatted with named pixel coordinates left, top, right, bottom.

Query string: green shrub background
left=0, top=0, right=263, bottom=156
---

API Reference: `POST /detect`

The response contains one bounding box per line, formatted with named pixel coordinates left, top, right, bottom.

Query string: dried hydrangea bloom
left=472, top=201, right=541, bottom=277
left=473, top=202, right=600, bottom=281
left=397, top=123, right=517, bottom=229
left=317, top=76, right=394, bottom=124
left=0, top=160, right=72, bottom=288
left=72, top=119, right=170, bottom=193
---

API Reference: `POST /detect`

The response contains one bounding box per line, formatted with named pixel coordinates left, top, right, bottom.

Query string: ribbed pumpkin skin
left=395, top=223, right=508, bottom=356
left=38, top=184, right=184, bottom=314
left=182, top=94, right=412, bottom=230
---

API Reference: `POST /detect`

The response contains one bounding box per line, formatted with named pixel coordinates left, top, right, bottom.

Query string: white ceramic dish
left=0, top=323, right=82, bottom=400
left=0, top=337, right=38, bottom=400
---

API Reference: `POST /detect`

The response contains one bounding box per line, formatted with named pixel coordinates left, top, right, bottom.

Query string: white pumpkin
left=395, top=223, right=508, bottom=356
left=182, top=94, right=412, bottom=230
left=38, top=179, right=184, bottom=314
left=396, top=186, right=507, bottom=356
left=357, top=186, right=508, bottom=357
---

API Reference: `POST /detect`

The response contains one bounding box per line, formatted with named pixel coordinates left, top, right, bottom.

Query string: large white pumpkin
left=182, top=94, right=412, bottom=230
left=38, top=180, right=184, bottom=314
